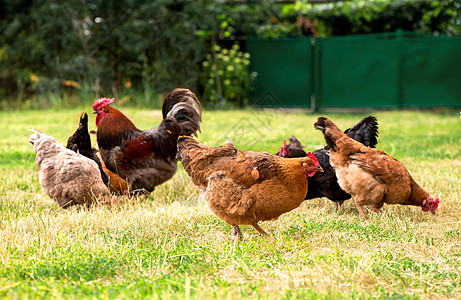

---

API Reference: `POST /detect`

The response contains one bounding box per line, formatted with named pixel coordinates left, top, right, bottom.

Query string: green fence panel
left=246, top=37, right=312, bottom=108
left=402, top=37, right=461, bottom=107
left=247, top=32, right=461, bottom=109
left=316, top=36, right=400, bottom=108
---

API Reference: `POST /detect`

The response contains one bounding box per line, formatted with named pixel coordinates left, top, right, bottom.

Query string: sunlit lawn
left=0, top=107, right=460, bottom=298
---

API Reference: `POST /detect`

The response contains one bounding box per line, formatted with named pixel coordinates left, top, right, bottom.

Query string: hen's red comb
left=93, top=97, right=114, bottom=110
left=279, top=139, right=289, bottom=157
left=307, top=152, right=319, bottom=164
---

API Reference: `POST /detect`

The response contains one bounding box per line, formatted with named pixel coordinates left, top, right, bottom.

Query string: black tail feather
left=66, top=113, right=91, bottom=155
left=343, top=115, right=379, bottom=148
left=66, top=112, right=109, bottom=186
left=275, top=135, right=307, bottom=158
left=162, top=89, right=202, bottom=136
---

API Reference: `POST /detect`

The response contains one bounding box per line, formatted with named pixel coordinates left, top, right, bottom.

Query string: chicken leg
left=251, top=222, right=269, bottom=235
left=354, top=198, right=366, bottom=218
left=335, top=200, right=345, bottom=211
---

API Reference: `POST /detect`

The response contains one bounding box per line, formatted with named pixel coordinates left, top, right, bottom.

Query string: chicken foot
left=371, top=207, right=382, bottom=213
left=231, top=225, right=243, bottom=239
left=355, top=203, right=385, bottom=218
left=231, top=223, right=269, bottom=238
left=372, top=202, right=384, bottom=213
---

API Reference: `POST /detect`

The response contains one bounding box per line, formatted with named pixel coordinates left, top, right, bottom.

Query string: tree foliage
left=282, top=0, right=461, bottom=37
left=0, top=0, right=276, bottom=103
left=0, top=0, right=459, bottom=106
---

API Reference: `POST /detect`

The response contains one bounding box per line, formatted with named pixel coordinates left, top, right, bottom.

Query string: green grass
left=0, top=108, right=460, bottom=299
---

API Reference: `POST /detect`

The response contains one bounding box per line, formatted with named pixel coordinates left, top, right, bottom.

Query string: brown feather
left=177, top=136, right=322, bottom=236
left=315, top=117, right=438, bottom=216
left=94, top=89, right=202, bottom=194
left=95, top=152, right=128, bottom=194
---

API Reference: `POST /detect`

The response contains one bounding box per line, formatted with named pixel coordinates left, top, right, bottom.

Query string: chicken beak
left=92, top=110, right=97, bottom=114
left=431, top=210, right=436, bottom=215
left=317, top=165, right=324, bottom=173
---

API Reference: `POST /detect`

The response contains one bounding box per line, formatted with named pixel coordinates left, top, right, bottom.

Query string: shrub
left=200, top=44, right=256, bottom=107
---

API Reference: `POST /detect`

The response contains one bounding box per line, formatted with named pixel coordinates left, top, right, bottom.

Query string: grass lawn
left=0, top=107, right=460, bottom=299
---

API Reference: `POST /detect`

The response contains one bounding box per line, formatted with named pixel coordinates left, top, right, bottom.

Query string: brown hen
left=314, top=117, right=439, bottom=217
left=275, top=116, right=379, bottom=209
left=177, top=136, right=323, bottom=237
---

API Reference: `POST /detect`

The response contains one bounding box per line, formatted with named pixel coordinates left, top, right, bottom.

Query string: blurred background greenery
left=0, top=0, right=460, bottom=109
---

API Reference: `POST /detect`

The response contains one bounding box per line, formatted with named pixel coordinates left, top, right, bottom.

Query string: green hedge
left=0, top=0, right=459, bottom=107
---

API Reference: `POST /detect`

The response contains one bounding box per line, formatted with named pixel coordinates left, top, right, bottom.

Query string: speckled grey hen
left=29, top=129, right=111, bottom=208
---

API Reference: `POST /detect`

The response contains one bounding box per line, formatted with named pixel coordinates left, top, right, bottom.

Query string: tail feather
left=28, top=128, right=45, bottom=146
left=344, top=115, right=379, bottom=148
left=65, top=113, right=109, bottom=186
left=80, top=111, right=88, bottom=127
left=163, top=88, right=202, bottom=136
left=288, top=135, right=304, bottom=149
left=66, top=113, right=92, bottom=154
left=314, top=117, right=346, bottom=151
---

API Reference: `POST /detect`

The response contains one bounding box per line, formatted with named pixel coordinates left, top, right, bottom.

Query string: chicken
left=314, top=117, right=439, bottom=217
left=66, top=113, right=128, bottom=194
left=177, top=136, right=323, bottom=237
left=275, top=136, right=307, bottom=158
left=66, top=112, right=110, bottom=186
left=93, top=88, right=202, bottom=195
left=276, top=116, right=379, bottom=209
left=28, top=129, right=111, bottom=208
left=96, top=152, right=129, bottom=194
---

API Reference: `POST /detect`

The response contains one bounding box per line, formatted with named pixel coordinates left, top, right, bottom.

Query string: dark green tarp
left=316, top=37, right=400, bottom=108
left=403, top=37, right=461, bottom=107
left=247, top=31, right=461, bottom=109
left=246, top=37, right=313, bottom=108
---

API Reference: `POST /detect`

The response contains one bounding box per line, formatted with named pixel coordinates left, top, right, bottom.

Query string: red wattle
left=307, top=171, right=316, bottom=177
left=96, top=112, right=105, bottom=126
